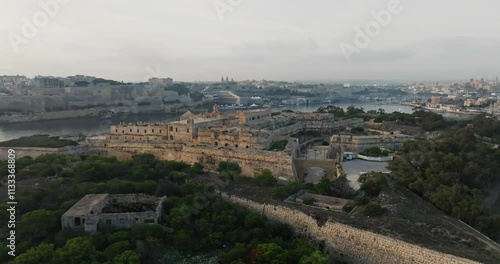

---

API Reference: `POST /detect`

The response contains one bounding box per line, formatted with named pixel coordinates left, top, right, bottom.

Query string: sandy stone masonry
left=103, top=141, right=297, bottom=181
left=221, top=193, right=479, bottom=264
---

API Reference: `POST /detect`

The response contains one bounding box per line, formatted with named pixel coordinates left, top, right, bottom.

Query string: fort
left=99, top=106, right=416, bottom=181
left=101, top=106, right=369, bottom=181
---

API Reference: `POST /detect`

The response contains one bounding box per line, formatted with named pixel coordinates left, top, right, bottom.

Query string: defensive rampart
left=221, top=193, right=479, bottom=264
left=103, top=142, right=298, bottom=181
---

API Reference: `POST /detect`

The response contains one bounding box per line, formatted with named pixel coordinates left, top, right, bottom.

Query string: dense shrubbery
left=363, top=203, right=384, bottom=217
left=217, top=161, right=242, bottom=181
left=0, top=135, right=78, bottom=148
left=254, top=169, right=277, bottom=187
left=473, top=115, right=500, bottom=143
left=315, top=105, right=365, bottom=118
left=373, top=110, right=448, bottom=131
left=358, top=173, right=387, bottom=197
left=1, top=154, right=329, bottom=263
left=269, top=140, right=288, bottom=151
left=273, top=182, right=313, bottom=200
left=342, top=201, right=356, bottom=213
left=359, top=147, right=389, bottom=157
left=388, top=120, right=500, bottom=241
left=312, top=177, right=356, bottom=199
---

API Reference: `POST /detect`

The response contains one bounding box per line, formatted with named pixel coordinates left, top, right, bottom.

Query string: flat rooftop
left=102, top=200, right=159, bottom=213
left=62, top=194, right=108, bottom=216
left=169, top=117, right=223, bottom=125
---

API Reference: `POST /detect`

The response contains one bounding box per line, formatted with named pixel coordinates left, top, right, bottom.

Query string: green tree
left=252, top=243, right=290, bottom=264
left=17, top=209, right=62, bottom=243
left=254, top=169, right=277, bottom=187
left=52, top=237, right=99, bottom=264
left=103, top=241, right=131, bottom=260
left=111, top=250, right=141, bottom=264
left=300, top=251, right=328, bottom=264
left=363, top=202, right=384, bottom=217
left=12, top=243, right=55, bottom=264
left=174, top=230, right=192, bottom=251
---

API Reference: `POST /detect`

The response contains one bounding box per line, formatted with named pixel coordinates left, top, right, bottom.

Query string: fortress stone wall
left=221, top=193, right=478, bottom=264
left=103, top=142, right=297, bottom=181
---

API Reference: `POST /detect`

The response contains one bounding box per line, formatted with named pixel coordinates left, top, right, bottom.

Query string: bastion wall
left=221, top=193, right=478, bottom=264
left=103, top=142, right=297, bottom=181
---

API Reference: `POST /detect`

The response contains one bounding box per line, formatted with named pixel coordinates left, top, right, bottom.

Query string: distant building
left=64, top=75, right=96, bottom=86
left=430, top=96, right=442, bottom=105
left=0, top=75, right=29, bottom=85
left=34, top=76, right=64, bottom=88
left=61, top=194, right=166, bottom=234
left=217, top=91, right=241, bottom=105
left=220, top=76, right=236, bottom=84
left=149, top=77, right=173, bottom=87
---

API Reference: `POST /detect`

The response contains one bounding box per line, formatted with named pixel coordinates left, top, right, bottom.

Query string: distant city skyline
left=1, top=1, right=500, bottom=82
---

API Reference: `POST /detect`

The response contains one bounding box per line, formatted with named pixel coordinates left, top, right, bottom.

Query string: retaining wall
left=221, top=193, right=478, bottom=264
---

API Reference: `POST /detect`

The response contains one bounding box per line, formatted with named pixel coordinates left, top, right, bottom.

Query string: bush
left=342, top=201, right=356, bottom=213
left=269, top=140, right=288, bottom=151
left=354, top=196, right=370, bottom=206
left=302, top=198, right=316, bottom=206
left=363, top=203, right=384, bottom=217
left=360, top=180, right=382, bottom=197
left=360, top=146, right=382, bottom=157
left=254, top=169, right=277, bottom=187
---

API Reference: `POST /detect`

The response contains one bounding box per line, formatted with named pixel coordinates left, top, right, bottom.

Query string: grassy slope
left=0, top=135, right=78, bottom=148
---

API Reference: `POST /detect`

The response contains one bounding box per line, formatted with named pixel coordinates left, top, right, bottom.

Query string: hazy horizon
left=2, top=0, right=500, bottom=82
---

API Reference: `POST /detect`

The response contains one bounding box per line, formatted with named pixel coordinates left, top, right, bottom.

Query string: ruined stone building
left=61, top=194, right=165, bottom=233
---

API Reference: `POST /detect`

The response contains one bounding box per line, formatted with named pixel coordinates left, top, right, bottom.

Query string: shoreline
left=0, top=111, right=180, bottom=125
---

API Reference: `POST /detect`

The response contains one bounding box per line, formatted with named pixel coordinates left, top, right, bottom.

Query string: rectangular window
left=187, top=128, right=190, bottom=133
left=74, top=218, right=81, bottom=226
left=106, top=220, right=111, bottom=225
left=169, top=126, right=173, bottom=131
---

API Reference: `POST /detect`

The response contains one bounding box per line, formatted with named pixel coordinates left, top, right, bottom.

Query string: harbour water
left=0, top=102, right=412, bottom=142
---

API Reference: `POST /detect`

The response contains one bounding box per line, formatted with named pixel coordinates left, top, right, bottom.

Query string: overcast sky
left=1, top=0, right=499, bottom=82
